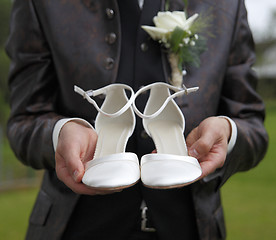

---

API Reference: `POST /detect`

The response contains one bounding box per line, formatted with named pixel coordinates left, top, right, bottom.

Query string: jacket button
left=88, top=0, right=97, bottom=12
left=106, top=8, right=115, bottom=19
left=105, top=32, right=117, bottom=45
left=140, top=43, right=148, bottom=52
left=105, top=57, right=114, bottom=70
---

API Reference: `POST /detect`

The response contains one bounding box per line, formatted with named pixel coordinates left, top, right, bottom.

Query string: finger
left=188, top=131, right=216, bottom=159
left=55, top=151, right=78, bottom=185
left=55, top=155, right=119, bottom=195
left=199, top=158, right=217, bottom=179
left=63, top=176, right=117, bottom=195
left=69, top=181, right=123, bottom=195
left=56, top=146, right=85, bottom=183
left=198, top=147, right=227, bottom=179
left=186, top=127, right=198, bottom=148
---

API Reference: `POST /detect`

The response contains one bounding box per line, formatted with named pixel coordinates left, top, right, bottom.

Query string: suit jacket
left=6, top=0, right=268, bottom=239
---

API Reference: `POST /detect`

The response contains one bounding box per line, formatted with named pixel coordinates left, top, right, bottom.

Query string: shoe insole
left=147, top=120, right=188, bottom=156
left=94, top=122, right=132, bottom=159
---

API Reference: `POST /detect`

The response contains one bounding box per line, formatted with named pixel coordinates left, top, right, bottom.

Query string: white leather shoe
left=74, top=84, right=140, bottom=190
left=133, top=82, right=202, bottom=189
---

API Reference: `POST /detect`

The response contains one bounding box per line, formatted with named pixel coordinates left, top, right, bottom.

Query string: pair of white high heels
left=74, top=82, right=202, bottom=190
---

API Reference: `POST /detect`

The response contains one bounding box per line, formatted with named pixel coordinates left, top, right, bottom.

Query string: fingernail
left=73, top=170, right=79, bottom=182
left=190, top=149, right=199, bottom=158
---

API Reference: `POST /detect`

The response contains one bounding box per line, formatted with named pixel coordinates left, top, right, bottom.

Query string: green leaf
left=177, top=35, right=207, bottom=69
left=170, top=27, right=185, bottom=53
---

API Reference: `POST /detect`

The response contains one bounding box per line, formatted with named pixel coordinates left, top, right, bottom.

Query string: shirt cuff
left=52, top=118, right=94, bottom=152
left=218, top=116, right=237, bottom=154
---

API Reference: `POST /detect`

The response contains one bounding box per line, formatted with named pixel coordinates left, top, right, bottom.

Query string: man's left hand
left=186, top=117, right=231, bottom=179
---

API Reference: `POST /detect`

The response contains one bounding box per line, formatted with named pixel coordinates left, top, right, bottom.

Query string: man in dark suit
left=6, top=0, right=268, bottom=239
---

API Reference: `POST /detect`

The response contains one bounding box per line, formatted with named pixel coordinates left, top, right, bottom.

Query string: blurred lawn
left=0, top=187, right=39, bottom=240
left=0, top=101, right=275, bottom=240
left=222, top=100, right=276, bottom=239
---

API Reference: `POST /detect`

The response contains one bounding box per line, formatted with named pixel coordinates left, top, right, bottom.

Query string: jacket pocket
left=29, top=190, right=52, bottom=226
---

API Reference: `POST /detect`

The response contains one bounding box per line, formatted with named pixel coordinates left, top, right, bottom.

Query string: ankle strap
left=74, top=84, right=135, bottom=117
left=133, top=82, right=198, bottom=119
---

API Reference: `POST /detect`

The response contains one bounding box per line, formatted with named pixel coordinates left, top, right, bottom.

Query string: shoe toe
left=141, top=155, right=202, bottom=188
left=82, top=161, right=140, bottom=189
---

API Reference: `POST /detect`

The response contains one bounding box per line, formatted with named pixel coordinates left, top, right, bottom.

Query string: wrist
left=219, top=118, right=232, bottom=141
left=217, top=116, right=237, bottom=153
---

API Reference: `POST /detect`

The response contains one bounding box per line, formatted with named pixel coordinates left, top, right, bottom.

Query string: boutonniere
left=142, top=3, right=209, bottom=87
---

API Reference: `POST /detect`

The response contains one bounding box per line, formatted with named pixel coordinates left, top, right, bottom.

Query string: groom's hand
left=186, top=117, right=231, bottom=179
left=55, top=121, right=118, bottom=195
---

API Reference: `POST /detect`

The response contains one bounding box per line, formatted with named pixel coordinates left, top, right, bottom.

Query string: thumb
left=63, top=142, right=87, bottom=182
left=68, top=153, right=85, bottom=183
left=56, top=140, right=85, bottom=183
left=188, top=131, right=215, bottom=159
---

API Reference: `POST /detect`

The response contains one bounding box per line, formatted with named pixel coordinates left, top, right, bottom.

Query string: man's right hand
left=55, top=121, right=119, bottom=195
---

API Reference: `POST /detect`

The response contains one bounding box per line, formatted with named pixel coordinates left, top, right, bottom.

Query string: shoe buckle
left=86, top=90, right=94, bottom=97
left=141, top=206, right=156, bottom=232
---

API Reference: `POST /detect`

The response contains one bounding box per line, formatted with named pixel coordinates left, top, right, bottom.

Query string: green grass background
left=0, top=101, right=275, bottom=240
left=222, top=100, right=276, bottom=240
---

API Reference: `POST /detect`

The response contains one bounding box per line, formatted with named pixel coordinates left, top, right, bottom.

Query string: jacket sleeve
left=6, top=0, right=62, bottom=170
left=203, top=0, right=269, bottom=187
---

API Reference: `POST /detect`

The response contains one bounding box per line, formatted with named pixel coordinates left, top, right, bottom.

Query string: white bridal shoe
left=133, top=82, right=202, bottom=189
left=74, top=84, right=140, bottom=190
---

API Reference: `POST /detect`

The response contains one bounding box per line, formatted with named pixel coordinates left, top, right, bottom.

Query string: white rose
left=142, top=11, right=198, bottom=42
